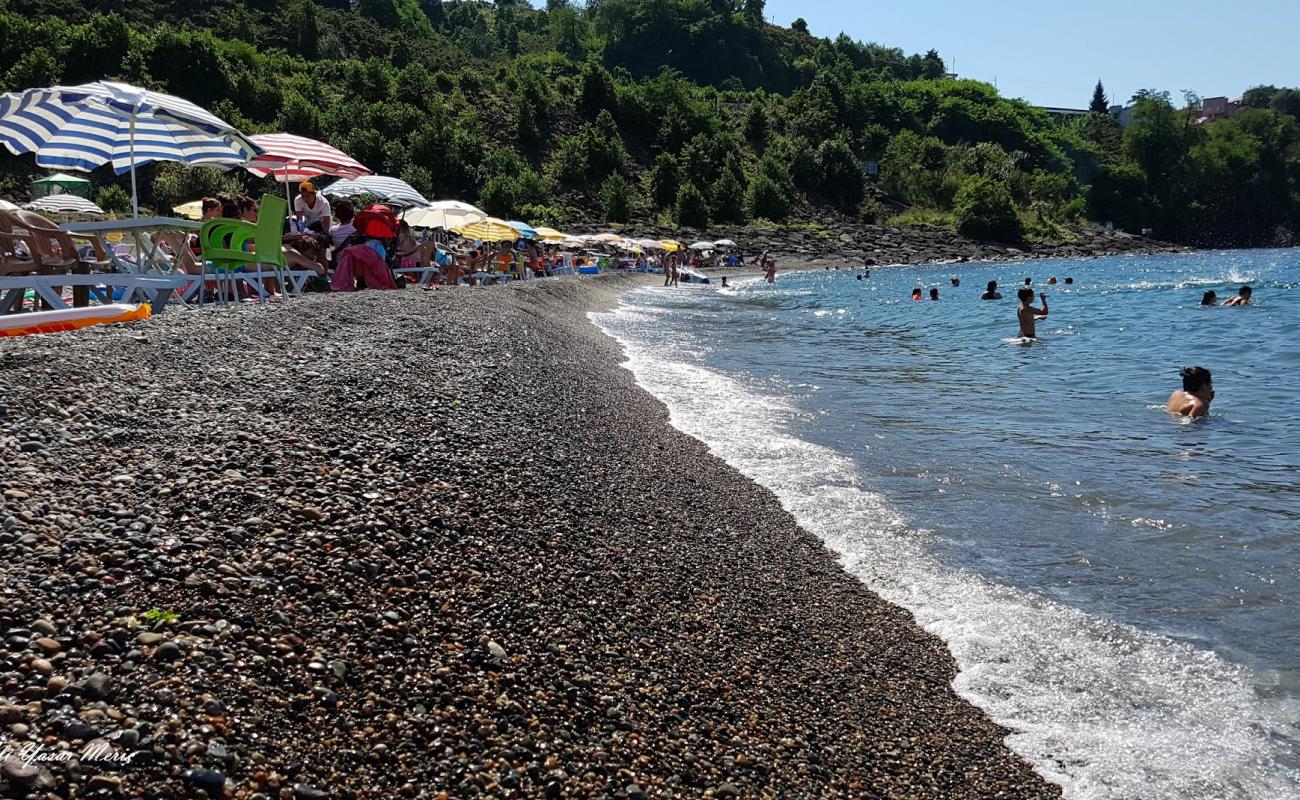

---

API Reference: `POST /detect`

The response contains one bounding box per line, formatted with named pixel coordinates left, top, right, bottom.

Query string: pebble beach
left=0, top=277, right=1061, bottom=799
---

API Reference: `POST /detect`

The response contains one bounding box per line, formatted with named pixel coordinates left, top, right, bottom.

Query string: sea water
left=591, top=249, right=1300, bottom=800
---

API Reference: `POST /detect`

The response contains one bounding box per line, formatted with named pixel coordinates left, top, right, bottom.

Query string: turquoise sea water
left=593, top=249, right=1300, bottom=800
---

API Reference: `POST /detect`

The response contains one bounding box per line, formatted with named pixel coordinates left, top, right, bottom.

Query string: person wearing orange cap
left=293, top=181, right=332, bottom=237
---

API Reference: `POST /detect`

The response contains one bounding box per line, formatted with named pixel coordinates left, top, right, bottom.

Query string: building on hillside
left=1196, top=96, right=1243, bottom=124
left=1038, top=106, right=1089, bottom=123
left=1109, top=104, right=1136, bottom=128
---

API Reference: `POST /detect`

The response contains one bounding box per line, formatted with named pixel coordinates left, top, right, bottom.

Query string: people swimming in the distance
left=1201, top=290, right=1217, bottom=306
left=1024, top=277, right=1033, bottom=286
left=1224, top=286, right=1252, bottom=306
left=1017, top=287, right=1049, bottom=338
left=720, top=276, right=729, bottom=288
left=1047, top=276, right=1058, bottom=285
left=1064, top=277, right=1074, bottom=285
left=911, top=287, right=923, bottom=301
left=929, top=287, right=940, bottom=301
left=950, top=276, right=960, bottom=287
left=980, top=280, right=1002, bottom=300
left=1167, top=366, right=1214, bottom=418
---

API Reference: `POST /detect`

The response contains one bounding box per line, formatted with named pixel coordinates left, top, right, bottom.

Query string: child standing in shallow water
left=1017, top=288, right=1049, bottom=338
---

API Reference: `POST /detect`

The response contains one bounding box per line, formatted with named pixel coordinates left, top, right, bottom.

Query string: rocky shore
left=566, top=218, right=1184, bottom=266
left=0, top=278, right=1061, bottom=799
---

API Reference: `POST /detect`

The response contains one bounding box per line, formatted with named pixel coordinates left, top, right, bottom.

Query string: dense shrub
left=746, top=173, right=790, bottom=222
left=676, top=182, right=710, bottom=228
left=953, top=176, right=1024, bottom=242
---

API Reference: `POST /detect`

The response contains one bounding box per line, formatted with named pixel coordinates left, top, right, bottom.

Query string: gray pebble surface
left=0, top=276, right=1060, bottom=798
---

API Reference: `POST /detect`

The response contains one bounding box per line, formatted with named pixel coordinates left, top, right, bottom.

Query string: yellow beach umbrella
left=172, top=200, right=204, bottom=220
left=660, top=239, right=683, bottom=252
left=453, top=217, right=520, bottom=242
left=532, top=226, right=567, bottom=242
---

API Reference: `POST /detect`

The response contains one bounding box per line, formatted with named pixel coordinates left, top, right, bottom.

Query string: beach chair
left=0, top=209, right=114, bottom=309
left=199, top=195, right=316, bottom=303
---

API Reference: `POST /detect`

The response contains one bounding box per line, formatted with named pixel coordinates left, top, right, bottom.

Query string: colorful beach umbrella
left=452, top=217, right=520, bottom=242
left=506, top=220, right=538, bottom=239
left=24, top=194, right=105, bottom=218
left=172, top=199, right=204, bottom=220
left=245, top=133, right=372, bottom=212
left=244, top=133, right=370, bottom=183
left=532, top=226, right=567, bottom=242
left=403, top=200, right=486, bottom=230
left=660, top=240, right=683, bottom=252
left=0, top=81, right=260, bottom=217
left=321, top=175, right=428, bottom=208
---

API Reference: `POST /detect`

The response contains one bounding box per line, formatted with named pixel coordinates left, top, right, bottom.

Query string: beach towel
left=332, top=244, right=398, bottom=292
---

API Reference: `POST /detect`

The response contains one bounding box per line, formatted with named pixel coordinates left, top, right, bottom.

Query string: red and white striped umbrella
left=244, top=133, right=371, bottom=183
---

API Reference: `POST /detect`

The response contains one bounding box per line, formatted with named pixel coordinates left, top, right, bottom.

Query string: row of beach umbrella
left=0, top=80, right=746, bottom=254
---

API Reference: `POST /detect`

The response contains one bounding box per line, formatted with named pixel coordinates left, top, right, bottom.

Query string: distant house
left=1109, top=104, right=1136, bottom=128
left=1195, top=96, right=1243, bottom=124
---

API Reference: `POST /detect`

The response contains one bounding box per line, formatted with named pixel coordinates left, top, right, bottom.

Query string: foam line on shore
left=592, top=284, right=1300, bottom=800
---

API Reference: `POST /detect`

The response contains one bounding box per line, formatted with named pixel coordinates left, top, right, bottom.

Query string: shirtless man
left=1167, top=366, right=1213, bottom=418
left=1017, top=288, right=1048, bottom=338
left=1224, top=286, right=1252, bottom=306
left=980, top=280, right=1002, bottom=300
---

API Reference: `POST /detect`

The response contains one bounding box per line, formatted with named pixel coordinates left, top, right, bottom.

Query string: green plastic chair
left=198, top=194, right=288, bottom=304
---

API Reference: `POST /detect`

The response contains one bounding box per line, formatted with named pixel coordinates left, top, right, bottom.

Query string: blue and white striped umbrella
left=321, top=176, right=429, bottom=208
left=0, top=81, right=260, bottom=216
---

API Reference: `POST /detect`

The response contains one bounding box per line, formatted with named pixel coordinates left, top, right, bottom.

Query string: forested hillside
left=1, top=0, right=1298, bottom=247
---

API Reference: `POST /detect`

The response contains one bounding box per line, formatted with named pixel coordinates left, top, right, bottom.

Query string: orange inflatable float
left=0, top=304, right=151, bottom=337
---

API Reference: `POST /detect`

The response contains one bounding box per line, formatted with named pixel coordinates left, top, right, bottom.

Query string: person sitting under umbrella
left=294, top=181, right=332, bottom=237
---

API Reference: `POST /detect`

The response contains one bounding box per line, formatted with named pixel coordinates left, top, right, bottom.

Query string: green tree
left=480, top=174, right=518, bottom=217
left=676, top=182, right=709, bottom=227
left=817, top=138, right=865, bottom=208
left=650, top=152, right=680, bottom=210
left=1090, top=80, right=1109, bottom=113
left=95, top=185, right=131, bottom=215
left=746, top=173, right=790, bottom=221
left=953, top=176, right=1023, bottom=242
left=743, top=99, right=769, bottom=150
left=600, top=173, right=632, bottom=222
left=711, top=169, right=746, bottom=223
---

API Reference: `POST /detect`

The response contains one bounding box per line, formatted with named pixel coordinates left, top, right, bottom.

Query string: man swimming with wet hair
left=1017, top=287, right=1048, bottom=338
left=1167, top=366, right=1213, bottom=418
left=1224, top=286, right=1252, bottom=307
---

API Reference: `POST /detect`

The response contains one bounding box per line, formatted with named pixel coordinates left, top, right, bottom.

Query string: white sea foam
left=592, top=300, right=1300, bottom=800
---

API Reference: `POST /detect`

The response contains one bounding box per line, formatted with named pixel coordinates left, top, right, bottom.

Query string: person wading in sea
left=1017, top=288, right=1049, bottom=338
left=981, top=280, right=1002, bottom=300
left=1167, top=366, right=1214, bottom=418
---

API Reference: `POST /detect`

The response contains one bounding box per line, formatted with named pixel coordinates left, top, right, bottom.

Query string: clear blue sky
left=757, top=0, right=1300, bottom=107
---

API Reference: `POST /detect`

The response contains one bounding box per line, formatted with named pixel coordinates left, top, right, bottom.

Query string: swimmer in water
left=980, top=280, right=1002, bottom=300
left=929, top=287, right=940, bottom=301
left=1047, top=276, right=1058, bottom=285
left=1224, top=286, right=1252, bottom=306
left=1024, top=277, right=1033, bottom=286
left=950, top=276, right=960, bottom=287
left=1200, top=290, right=1217, bottom=306
left=911, top=288, right=922, bottom=301
left=1017, top=287, right=1048, bottom=338
left=720, top=276, right=729, bottom=287
left=1166, top=366, right=1213, bottom=418
left=1064, top=277, right=1074, bottom=285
